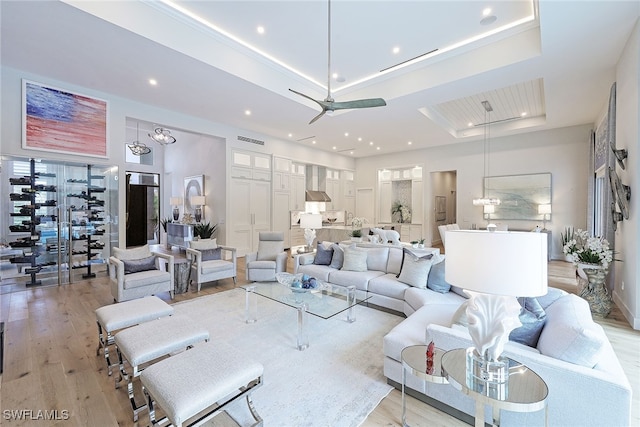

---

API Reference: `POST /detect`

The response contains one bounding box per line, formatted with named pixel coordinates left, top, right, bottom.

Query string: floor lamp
left=444, top=230, right=547, bottom=389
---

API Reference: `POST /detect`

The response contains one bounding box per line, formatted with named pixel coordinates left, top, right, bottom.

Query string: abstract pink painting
left=23, top=80, right=108, bottom=158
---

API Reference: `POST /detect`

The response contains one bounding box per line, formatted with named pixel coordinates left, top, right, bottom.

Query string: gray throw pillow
left=329, top=243, right=345, bottom=269
left=314, top=242, right=334, bottom=265
left=341, top=247, right=368, bottom=272
left=201, top=247, right=222, bottom=261
left=509, top=297, right=547, bottom=347
left=426, top=258, right=452, bottom=293
left=396, top=248, right=434, bottom=289
left=123, top=255, right=157, bottom=274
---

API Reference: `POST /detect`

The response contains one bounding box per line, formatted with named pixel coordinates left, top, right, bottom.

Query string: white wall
left=613, top=20, right=639, bottom=329
left=355, top=124, right=592, bottom=260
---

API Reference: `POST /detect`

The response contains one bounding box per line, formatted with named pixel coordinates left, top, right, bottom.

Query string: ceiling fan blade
left=329, top=98, right=387, bottom=110
left=309, top=110, right=328, bottom=124
left=289, top=88, right=323, bottom=107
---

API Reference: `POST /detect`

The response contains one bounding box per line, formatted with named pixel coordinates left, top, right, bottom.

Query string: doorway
left=430, top=170, right=457, bottom=246
left=126, top=172, right=160, bottom=247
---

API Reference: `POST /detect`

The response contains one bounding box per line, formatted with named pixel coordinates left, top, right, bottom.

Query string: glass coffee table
left=241, top=276, right=371, bottom=351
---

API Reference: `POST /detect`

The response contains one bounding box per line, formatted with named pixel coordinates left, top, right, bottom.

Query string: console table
left=166, top=223, right=194, bottom=249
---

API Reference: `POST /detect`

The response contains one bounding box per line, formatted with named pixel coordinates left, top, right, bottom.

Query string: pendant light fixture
left=127, top=122, right=151, bottom=156
left=473, top=100, right=501, bottom=207
left=149, top=127, right=177, bottom=145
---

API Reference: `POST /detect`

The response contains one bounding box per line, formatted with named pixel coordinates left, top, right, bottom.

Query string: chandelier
left=149, top=127, right=177, bottom=145
left=126, top=122, right=151, bottom=156
left=472, top=100, right=501, bottom=207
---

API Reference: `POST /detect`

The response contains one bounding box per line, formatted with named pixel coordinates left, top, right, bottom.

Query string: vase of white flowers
left=563, top=229, right=613, bottom=317
left=391, top=201, right=411, bottom=223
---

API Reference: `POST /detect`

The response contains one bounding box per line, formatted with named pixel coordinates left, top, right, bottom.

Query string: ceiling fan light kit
left=289, top=0, right=386, bottom=124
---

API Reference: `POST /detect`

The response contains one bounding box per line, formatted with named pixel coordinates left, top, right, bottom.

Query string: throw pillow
left=396, top=248, right=434, bottom=288
left=341, top=247, right=368, bottom=272
left=509, top=297, right=547, bottom=347
left=201, top=247, right=222, bottom=261
left=450, top=286, right=469, bottom=298
left=189, top=238, right=218, bottom=251
left=450, top=301, right=469, bottom=328
left=113, top=244, right=151, bottom=261
left=426, top=256, right=452, bottom=293
left=123, top=255, right=157, bottom=274
left=536, top=294, right=606, bottom=367
left=314, top=242, right=334, bottom=265
left=330, top=243, right=352, bottom=269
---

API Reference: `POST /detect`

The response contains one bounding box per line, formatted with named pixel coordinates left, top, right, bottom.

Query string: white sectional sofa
left=294, top=242, right=633, bottom=427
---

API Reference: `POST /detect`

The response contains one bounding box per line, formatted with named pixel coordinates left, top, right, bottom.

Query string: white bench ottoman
left=115, top=314, right=210, bottom=421
left=95, top=295, right=173, bottom=376
left=141, top=341, right=264, bottom=427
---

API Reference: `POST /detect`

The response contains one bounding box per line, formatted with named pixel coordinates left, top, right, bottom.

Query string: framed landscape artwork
left=484, top=173, right=552, bottom=221
left=22, top=80, right=108, bottom=158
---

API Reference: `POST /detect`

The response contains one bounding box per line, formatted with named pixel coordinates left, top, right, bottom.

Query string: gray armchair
left=186, top=238, right=237, bottom=291
left=245, top=231, right=287, bottom=282
left=109, top=244, right=174, bottom=303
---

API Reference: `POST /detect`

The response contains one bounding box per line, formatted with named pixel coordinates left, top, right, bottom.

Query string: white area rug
left=172, top=289, right=403, bottom=427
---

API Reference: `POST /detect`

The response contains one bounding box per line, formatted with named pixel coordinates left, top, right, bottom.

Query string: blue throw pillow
left=509, top=297, right=547, bottom=347
left=123, top=255, right=157, bottom=274
left=201, top=247, right=222, bottom=261
left=329, top=243, right=346, bottom=269
left=426, top=259, right=452, bottom=293
left=314, top=242, right=334, bottom=265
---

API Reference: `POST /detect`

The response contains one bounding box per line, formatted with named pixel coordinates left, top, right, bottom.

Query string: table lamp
left=445, top=230, right=547, bottom=385
left=170, top=197, right=183, bottom=222
left=191, top=195, right=206, bottom=223
left=538, top=204, right=551, bottom=230
left=300, top=213, right=322, bottom=251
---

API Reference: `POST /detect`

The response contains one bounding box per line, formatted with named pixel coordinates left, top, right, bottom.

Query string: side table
left=401, top=345, right=448, bottom=427
left=441, top=348, right=548, bottom=427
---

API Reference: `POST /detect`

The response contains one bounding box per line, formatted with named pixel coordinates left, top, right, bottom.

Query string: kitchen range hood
left=305, top=165, right=331, bottom=202
left=305, top=190, right=331, bottom=202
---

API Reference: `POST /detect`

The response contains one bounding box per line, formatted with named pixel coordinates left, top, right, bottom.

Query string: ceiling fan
left=289, top=0, right=386, bottom=124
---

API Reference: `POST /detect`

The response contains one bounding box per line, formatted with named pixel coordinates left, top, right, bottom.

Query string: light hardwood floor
left=1, top=256, right=638, bottom=426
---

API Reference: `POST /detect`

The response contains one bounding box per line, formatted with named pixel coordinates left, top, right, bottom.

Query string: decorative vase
left=577, top=264, right=612, bottom=318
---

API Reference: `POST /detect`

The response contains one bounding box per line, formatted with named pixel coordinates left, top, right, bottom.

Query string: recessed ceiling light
left=408, top=141, right=412, bottom=145
left=376, top=147, right=381, bottom=150
left=245, top=110, right=251, bottom=116
left=312, top=140, right=316, bottom=144
left=257, top=26, right=265, bottom=34
left=344, top=132, right=349, bottom=137
left=332, top=72, right=339, bottom=79
left=332, top=146, right=337, bottom=150
left=392, top=46, right=400, bottom=54
left=369, top=141, right=374, bottom=146
left=482, top=8, right=492, bottom=16
left=288, top=133, right=293, bottom=138
left=148, top=78, right=157, bottom=86
left=350, top=151, right=354, bottom=155
left=468, top=122, right=474, bottom=127
left=521, top=112, right=528, bottom=117
left=358, top=137, right=362, bottom=142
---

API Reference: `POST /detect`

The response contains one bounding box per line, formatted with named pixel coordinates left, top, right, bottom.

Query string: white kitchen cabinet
left=326, top=178, right=341, bottom=210
left=411, top=179, right=423, bottom=224
left=379, top=181, right=392, bottom=223
left=273, top=191, right=291, bottom=248
left=344, top=170, right=355, bottom=197
left=290, top=227, right=305, bottom=247
left=273, top=157, right=291, bottom=191
left=229, top=178, right=271, bottom=256
left=290, top=169, right=306, bottom=211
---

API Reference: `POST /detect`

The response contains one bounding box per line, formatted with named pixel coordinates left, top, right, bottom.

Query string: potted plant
left=561, top=227, right=575, bottom=262
left=391, top=201, right=411, bottom=223
left=194, top=222, right=217, bottom=240
left=160, top=217, right=172, bottom=248
left=410, top=240, right=419, bottom=248
left=350, top=229, right=363, bottom=242
left=418, top=238, right=425, bottom=248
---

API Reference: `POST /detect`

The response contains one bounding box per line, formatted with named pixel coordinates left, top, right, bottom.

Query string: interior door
left=127, top=185, right=148, bottom=247
left=356, top=187, right=375, bottom=224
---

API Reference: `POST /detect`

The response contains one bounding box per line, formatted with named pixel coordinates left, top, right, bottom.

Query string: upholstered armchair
left=245, top=231, right=287, bottom=282
left=109, top=244, right=174, bottom=303
left=437, top=223, right=460, bottom=248
left=186, top=238, right=237, bottom=291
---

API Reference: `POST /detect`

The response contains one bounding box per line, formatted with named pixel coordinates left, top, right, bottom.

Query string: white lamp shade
left=538, top=204, right=552, bottom=215
left=300, top=213, right=322, bottom=229
left=170, top=197, right=183, bottom=206
left=445, top=230, right=547, bottom=297
left=191, top=195, right=206, bottom=206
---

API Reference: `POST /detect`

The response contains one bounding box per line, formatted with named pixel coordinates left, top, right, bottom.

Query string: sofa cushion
left=404, top=287, right=467, bottom=313
left=509, top=297, right=547, bottom=347
left=189, top=238, right=218, bottom=251
left=386, top=247, right=404, bottom=275
left=327, top=269, right=384, bottom=291
left=426, top=256, right=451, bottom=293
left=114, top=244, right=151, bottom=261
left=397, top=248, right=434, bottom=288
left=342, top=247, right=368, bottom=272
left=536, top=294, right=606, bottom=367
left=123, top=269, right=170, bottom=290
left=360, top=247, right=389, bottom=272
left=314, top=242, right=334, bottom=265
left=536, top=287, right=567, bottom=309
left=368, top=273, right=410, bottom=300
left=123, top=255, right=158, bottom=275
left=297, top=264, right=332, bottom=282
left=201, top=259, right=234, bottom=275
left=201, top=247, right=222, bottom=261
